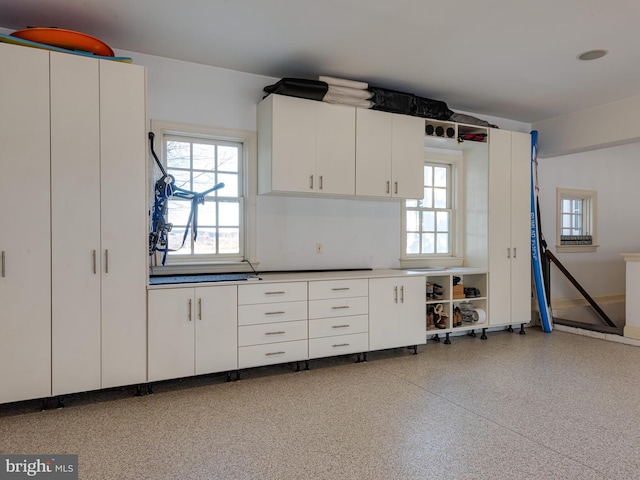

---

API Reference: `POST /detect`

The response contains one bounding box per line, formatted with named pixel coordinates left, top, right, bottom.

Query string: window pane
left=422, top=211, right=435, bottom=231
left=436, top=211, right=449, bottom=232
left=198, top=200, right=217, bottom=226
left=562, top=199, right=571, bottom=213
left=217, top=173, right=239, bottom=197
left=572, top=199, right=582, bottom=214
left=406, top=233, right=420, bottom=254
left=219, top=201, right=239, bottom=227
left=422, top=233, right=435, bottom=254
left=424, top=166, right=433, bottom=186
left=406, top=210, right=419, bottom=231
left=219, top=228, right=240, bottom=254
left=434, top=166, right=447, bottom=187
left=436, top=233, right=449, bottom=253
left=192, top=171, right=217, bottom=193
left=218, top=145, right=239, bottom=172
left=169, top=170, right=191, bottom=190
left=424, top=187, right=433, bottom=208
left=166, top=141, right=190, bottom=169
left=194, top=227, right=217, bottom=255
left=434, top=188, right=447, bottom=208
left=192, top=143, right=216, bottom=170
left=406, top=199, right=418, bottom=208
left=167, top=228, right=189, bottom=254
left=167, top=199, right=191, bottom=226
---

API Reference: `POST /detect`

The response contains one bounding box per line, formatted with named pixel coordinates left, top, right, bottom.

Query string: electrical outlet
left=315, top=242, right=323, bottom=254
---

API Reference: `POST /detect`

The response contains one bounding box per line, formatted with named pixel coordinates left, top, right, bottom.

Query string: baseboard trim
left=551, top=294, right=625, bottom=310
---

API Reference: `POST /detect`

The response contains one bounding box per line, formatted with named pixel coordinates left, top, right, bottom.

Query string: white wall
left=537, top=142, right=640, bottom=300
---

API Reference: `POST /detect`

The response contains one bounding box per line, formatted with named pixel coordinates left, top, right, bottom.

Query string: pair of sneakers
left=464, top=287, right=481, bottom=298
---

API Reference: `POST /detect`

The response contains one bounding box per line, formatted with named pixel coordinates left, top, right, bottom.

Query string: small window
left=401, top=151, right=464, bottom=268
left=556, top=188, right=598, bottom=252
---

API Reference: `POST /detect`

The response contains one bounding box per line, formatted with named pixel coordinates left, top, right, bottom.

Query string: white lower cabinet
left=238, top=282, right=308, bottom=369
left=369, top=276, right=426, bottom=351
left=148, top=286, right=238, bottom=382
left=308, top=279, right=369, bottom=359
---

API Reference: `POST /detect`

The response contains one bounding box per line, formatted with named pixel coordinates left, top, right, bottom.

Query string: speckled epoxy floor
left=1, top=328, right=640, bottom=479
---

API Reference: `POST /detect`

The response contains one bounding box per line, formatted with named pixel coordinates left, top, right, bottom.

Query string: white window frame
left=149, top=119, right=258, bottom=274
left=555, top=187, right=598, bottom=253
left=400, top=150, right=464, bottom=269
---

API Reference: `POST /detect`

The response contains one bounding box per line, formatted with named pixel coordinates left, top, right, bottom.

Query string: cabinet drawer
left=309, top=333, right=369, bottom=359
left=309, top=315, right=368, bottom=339
left=238, top=340, right=308, bottom=369
left=308, top=279, right=368, bottom=300
left=238, top=282, right=307, bottom=305
left=238, top=320, right=307, bottom=347
left=238, top=301, right=307, bottom=326
left=308, top=296, right=368, bottom=319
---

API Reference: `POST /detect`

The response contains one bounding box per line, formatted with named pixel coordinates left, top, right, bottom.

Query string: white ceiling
left=2, top=0, right=640, bottom=123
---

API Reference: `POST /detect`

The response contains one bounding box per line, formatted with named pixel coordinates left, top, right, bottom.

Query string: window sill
left=149, top=260, right=260, bottom=276
left=555, top=245, right=598, bottom=253
left=400, top=257, right=465, bottom=270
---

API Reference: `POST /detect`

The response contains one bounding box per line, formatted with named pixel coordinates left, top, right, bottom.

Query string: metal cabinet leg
left=481, top=328, right=488, bottom=340
left=519, top=323, right=526, bottom=335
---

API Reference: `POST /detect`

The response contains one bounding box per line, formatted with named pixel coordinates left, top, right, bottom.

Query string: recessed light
left=577, top=49, right=609, bottom=61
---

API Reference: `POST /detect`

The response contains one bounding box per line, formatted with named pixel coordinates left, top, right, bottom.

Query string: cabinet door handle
left=198, top=298, right=202, bottom=320
left=1, top=251, right=5, bottom=278
left=332, top=305, right=350, bottom=310
left=513, top=247, right=517, bottom=258
left=332, top=287, right=350, bottom=291
left=105, top=249, right=109, bottom=274
left=265, top=331, right=286, bottom=336
left=332, top=324, right=350, bottom=329
left=310, top=175, right=314, bottom=189
left=265, top=311, right=285, bottom=316
left=386, top=181, right=390, bottom=194
left=394, top=286, right=398, bottom=303
left=92, top=250, right=97, bottom=274
left=265, top=291, right=285, bottom=296
left=319, top=175, right=323, bottom=190
left=265, top=351, right=285, bottom=357
left=507, top=247, right=511, bottom=259
left=394, top=181, right=398, bottom=194
left=188, top=299, right=192, bottom=321
left=400, top=286, right=404, bottom=303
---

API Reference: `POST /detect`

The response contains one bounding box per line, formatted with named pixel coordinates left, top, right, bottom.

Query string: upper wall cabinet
left=355, top=109, right=425, bottom=199
left=258, top=94, right=356, bottom=196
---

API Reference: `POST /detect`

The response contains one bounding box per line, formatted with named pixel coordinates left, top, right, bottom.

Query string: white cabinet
left=238, top=282, right=308, bottom=368
left=488, top=129, right=531, bottom=327
left=50, top=53, right=147, bottom=395
left=0, top=44, right=52, bottom=404
left=258, top=94, right=355, bottom=195
left=308, top=279, right=369, bottom=359
left=369, top=276, right=426, bottom=351
left=355, top=109, right=424, bottom=199
left=148, top=286, right=238, bottom=382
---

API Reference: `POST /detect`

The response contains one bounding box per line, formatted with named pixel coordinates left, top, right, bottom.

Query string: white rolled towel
left=322, top=91, right=373, bottom=108
left=327, top=85, right=373, bottom=100
left=319, top=75, right=368, bottom=90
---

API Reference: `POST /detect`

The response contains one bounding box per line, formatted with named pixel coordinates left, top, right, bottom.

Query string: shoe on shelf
left=434, top=303, right=447, bottom=329
left=453, top=306, right=462, bottom=327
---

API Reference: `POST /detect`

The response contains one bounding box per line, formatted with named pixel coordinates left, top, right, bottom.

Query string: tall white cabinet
left=0, top=44, right=52, bottom=404
left=488, top=129, right=531, bottom=327
left=0, top=43, right=147, bottom=403
left=51, top=52, right=147, bottom=395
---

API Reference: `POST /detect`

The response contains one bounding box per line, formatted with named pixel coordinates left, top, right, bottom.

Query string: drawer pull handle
left=332, top=305, right=350, bottom=310
left=332, top=324, right=350, bottom=329
left=265, top=351, right=285, bottom=356
left=265, top=291, right=285, bottom=295
left=1, top=251, right=5, bottom=277
left=332, top=343, right=350, bottom=348
left=265, top=331, right=286, bottom=336
left=265, top=311, right=285, bottom=315
left=331, top=287, right=350, bottom=291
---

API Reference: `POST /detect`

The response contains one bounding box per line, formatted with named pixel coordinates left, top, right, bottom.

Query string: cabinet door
left=369, top=276, right=425, bottom=350
left=148, top=289, right=195, bottom=382
left=0, top=44, right=52, bottom=404
left=270, top=95, right=316, bottom=193
left=50, top=52, right=102, bottom=396
left=391, top=114, right=425, bottom=199
left=316, top=102, right=356, bottom=195
left=355, top=108, right=392, bottom=197
left=100, top=59, right=148, bottom=388
left=510, top=132, right=532, bottom=324
left=195, top=285, right=238, bottom=375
